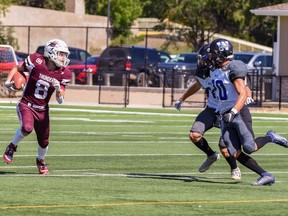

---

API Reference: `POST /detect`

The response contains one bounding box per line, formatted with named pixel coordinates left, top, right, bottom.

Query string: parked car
left=156, top=52, right=198, bottom=88
left=233, top=52, right=273, bottom=74
left=158, top=50, right=172, bottom=63
left=68, top=55, right=99, bottom=84
left=36, top=45, right=91, bottom=65
left=15, top=51, right=29, bottom=61
left=97, top=46, right=171, bottom=87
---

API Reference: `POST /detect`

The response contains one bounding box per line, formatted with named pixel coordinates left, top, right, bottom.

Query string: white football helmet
left=44, top=39, right=70, bottom=67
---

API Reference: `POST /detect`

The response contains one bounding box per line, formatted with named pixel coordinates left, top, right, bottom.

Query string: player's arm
left=6, top=64, right=24, bottom=83
left=52, top=78, right=65, bottom=104
left=4, top=64, right=25, bottom=91
left=222, top=78, right=247, bottom=123
left=179, top=81, right=202, bottom=101
left=232, top=78, right=247, bottom=112
left=174, top=81, right=202, bottom=111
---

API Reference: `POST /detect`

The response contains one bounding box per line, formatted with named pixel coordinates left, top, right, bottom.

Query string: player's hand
left=175, top=99, right=182, bottom=111
left=4, top=81, right=17, bottom=92
left=222, top=110, right=237, bottom=123
left=245, top=96, right=254, bottom=105
left=52, top=78, right=61, bottom=92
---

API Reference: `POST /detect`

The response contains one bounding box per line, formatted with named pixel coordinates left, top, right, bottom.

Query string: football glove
left=52, top=78, right=61, bottom=92
left=175, top=99, right=182, bottom=111
left=245, top=96, right=254, bottom=105
left=222, top=109, right=237, bottom=123
left=4, top=81, right=17, bottom=92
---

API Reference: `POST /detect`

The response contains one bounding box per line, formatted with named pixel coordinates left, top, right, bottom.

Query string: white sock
left=38, top=146, right=48, bottom=160
left=12, top=128, right=25, bottom=146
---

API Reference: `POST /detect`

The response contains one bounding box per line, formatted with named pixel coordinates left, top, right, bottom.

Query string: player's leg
left=3, top=103, right=34, bottom=163
left=236, top=105, right=287, bottom=154
left=237, top=152, right=275, bottom=186
left=34, top=110, right=50, bottom=175
left=219, top=137, right=241, bottom=180
left=190, top=107, right=220, bottom=172
left=228, top=107, right=275, bottom=186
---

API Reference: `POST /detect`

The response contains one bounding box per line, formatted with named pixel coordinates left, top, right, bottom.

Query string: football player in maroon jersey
left=4, top=39, right=72, bottom=175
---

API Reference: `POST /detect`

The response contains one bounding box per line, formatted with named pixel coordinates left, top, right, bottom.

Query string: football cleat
left=266, top=130, right=288, bottom=148
left=36, top=158, right=49, bottom=175
left=3, top=143, right=17, bottom=163
left=231, top=167, right=241, bottom=180
left=251, top=175, right=275, bottom=186
left=199, top=152, right=220, bottom=172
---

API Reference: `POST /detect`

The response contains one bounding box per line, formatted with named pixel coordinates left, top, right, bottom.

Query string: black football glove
left=222, top=109, right=237, bottom=123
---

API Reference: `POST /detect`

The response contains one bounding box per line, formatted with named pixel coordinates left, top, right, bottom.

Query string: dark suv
left=96, top=46, right=170, bottom=87
left=36, top=45, right=91, bottom=65
left=156, top=52, right=198, bottom=88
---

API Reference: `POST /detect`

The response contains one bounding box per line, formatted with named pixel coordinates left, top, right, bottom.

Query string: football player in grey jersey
left=209, top=38, right=288, bottom=186
left=175, top=44, right=243, bottom=179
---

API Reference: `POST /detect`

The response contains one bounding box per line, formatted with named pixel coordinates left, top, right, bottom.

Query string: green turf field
left=0, top=103, right=288, bottom=216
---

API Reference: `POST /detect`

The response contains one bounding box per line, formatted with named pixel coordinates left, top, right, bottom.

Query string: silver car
left=233, top=52, right=273, bottom=74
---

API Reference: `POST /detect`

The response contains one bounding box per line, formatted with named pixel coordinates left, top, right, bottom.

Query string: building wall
left=1, top=5, right=108, bottom=54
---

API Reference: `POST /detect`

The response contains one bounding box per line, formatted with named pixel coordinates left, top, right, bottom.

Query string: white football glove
left=4, top=81, right=17, bottom=92
left=245, top=96, right=254, bottom=105
left=175, top=99, right=182, bottom=111
left=52, top=78, right=61, bottom=92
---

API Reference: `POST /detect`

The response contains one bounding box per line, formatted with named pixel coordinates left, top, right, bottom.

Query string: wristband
left=231, top=108, right=238, bottom=114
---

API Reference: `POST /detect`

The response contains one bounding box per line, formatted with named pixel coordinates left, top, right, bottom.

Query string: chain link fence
left=0, top=25, right=286, bottom=108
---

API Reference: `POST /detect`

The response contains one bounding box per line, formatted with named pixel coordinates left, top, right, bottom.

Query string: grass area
left=0, top=104, right=288, bottom=215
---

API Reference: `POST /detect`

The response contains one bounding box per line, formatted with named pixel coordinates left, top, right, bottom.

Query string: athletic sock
left=237, top=152, right=266, bottom=175
left=254, top=136, right=272, bottom=149
left=38, top=146, right=48, bottom=161
left=224, top=156, right=237, bottom=169
left=194, top=138, right=215, bottom=156
left=12, top=128, right=25, bottom=146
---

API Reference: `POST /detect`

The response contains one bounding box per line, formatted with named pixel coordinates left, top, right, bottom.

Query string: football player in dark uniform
left=209, top=38, right=288, bottom=185
left=175, top=44, right=242, bottom=179
left=4, top=39, right=72, bottom=175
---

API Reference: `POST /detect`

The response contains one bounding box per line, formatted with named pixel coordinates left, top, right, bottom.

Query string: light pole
left=106, top=0, right=111, bottom=47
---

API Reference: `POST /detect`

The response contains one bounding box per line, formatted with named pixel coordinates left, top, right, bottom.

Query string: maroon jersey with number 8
left=20, top=53, right=71, bottom=110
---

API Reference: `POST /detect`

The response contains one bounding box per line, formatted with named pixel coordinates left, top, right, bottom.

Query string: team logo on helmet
left=216, top=41, right=230, bottom=52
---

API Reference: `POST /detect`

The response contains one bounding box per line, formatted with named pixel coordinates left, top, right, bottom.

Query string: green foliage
left=141, top=0, right=287, bottom=50
left=85, top=0, right=142, bottom=38
left=0, top=25, right=19, bottom=49
left=0, top=0, right=11, bottom=16
left=110, top=34, right=144, bottom=46
left=109, top=0, right=142, bottom=37
left=0, top=0, right=18, bottom=49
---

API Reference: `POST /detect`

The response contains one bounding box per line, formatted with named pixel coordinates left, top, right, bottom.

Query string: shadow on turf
left=0, top=171, right=16, bottom=175
left=127, top=173, right=241, bottom=184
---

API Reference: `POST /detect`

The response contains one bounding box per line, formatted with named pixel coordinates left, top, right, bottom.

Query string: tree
left=0, top=0, right=19, bottom=49
left=141, top=0, right=287, bottom=49
left=85, top=0, right=142, bottom=41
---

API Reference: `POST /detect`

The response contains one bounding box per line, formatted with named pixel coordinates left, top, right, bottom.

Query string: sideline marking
left=0, top=153, right=288, bottom=158
left=2, top=105, right=288, bottom=120
left=1, top=199, right=288, bottom=209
